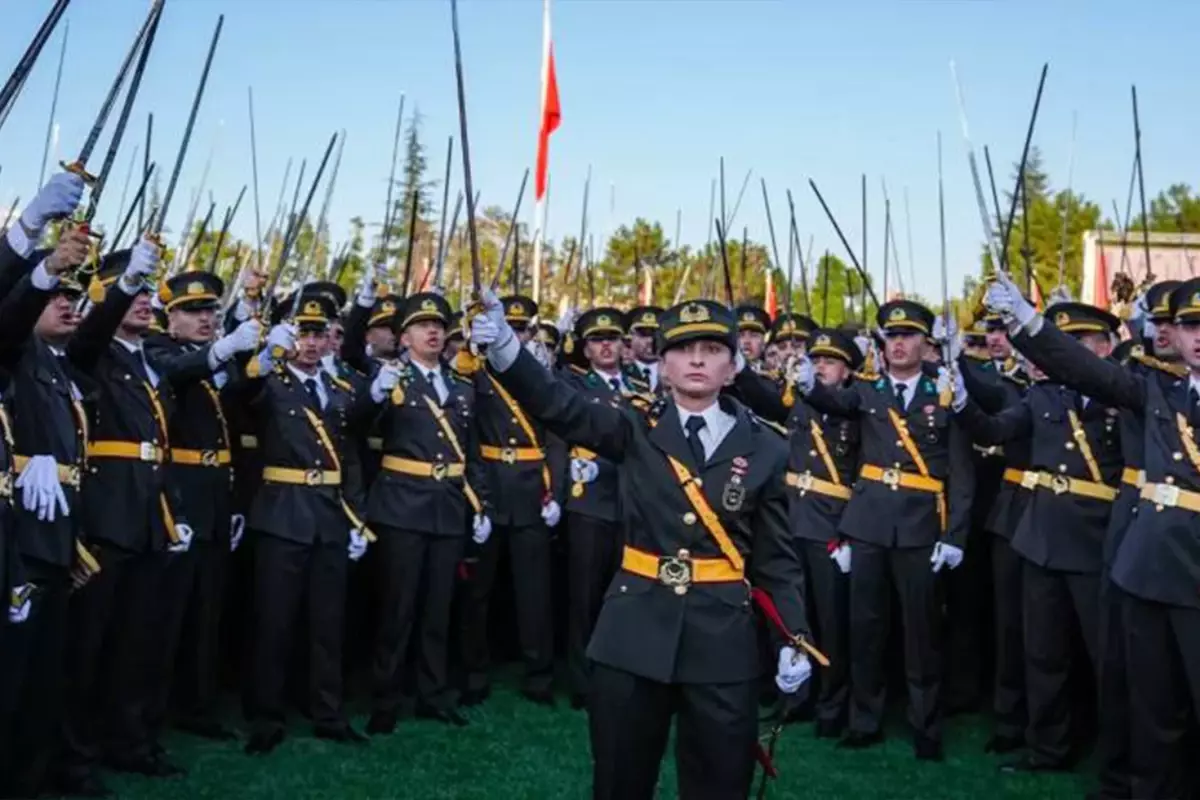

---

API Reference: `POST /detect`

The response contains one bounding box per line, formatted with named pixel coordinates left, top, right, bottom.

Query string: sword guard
left=61, top=161, right=98, bottom=185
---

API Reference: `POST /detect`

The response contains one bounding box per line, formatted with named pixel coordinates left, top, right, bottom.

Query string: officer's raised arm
left=472, top=291, right=633, bottom=463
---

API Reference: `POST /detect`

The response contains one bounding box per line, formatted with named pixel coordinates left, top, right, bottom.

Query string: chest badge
left=722, top=480, right=746, bottom=511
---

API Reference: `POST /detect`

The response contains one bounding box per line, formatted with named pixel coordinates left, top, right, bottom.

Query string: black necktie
left=609, top=378, right=621, bottom=393
left=894, top=382, right=907, bottom=410
left=303, top=378, right=321, bottom=410
left=685, top=415, right=707, bottom=467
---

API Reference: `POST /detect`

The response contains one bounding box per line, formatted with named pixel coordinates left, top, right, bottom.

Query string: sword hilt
left=61, top=160, right=98, bottom=185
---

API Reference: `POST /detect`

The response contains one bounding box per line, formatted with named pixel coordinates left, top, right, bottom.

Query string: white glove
left=8, top=585, right=33, bottom=624
left=15, top=455, right=69, bottom=522
left=230, top=513, right=245, bottom=552
left=348, top=528, right=369, bottom=561
left=555, top=307, right=577, bottom=335
left=930, top=541, right=965, bottom=573
left=569, top=458, right=599, bottom=485
left=266, top=323, right=297, bottom=354
left=169, top=523, right=194, bottom=553
left=524, top=338, right=553, bottom=370
left=984, top=272, right=1039, bottom=335
left=472, top=514, right=492, bottom=544
left=212, top=319, right=263, bottom=363
left=21, top=172, right=85, bottom=231
left=233, top=297, right=258, bottom=323
left=541, top=499, right=562, bottom=528
left=370, top=362, right=403, bottom=403
left=829, top=542, right=851, bottom=574
left=791, top=355, right=816, bottom=395
left=853, top=335, right=870, bottom=357
left=775, top=646, right=813, bottom=694
left=1047, top=284, right=1073, bottom=306
left=119, top=238, right=161, bottom=291
left=734, top=351, right=747, bottom=375
left=944, top=367, right=967, bottom=411
left=356, top=263, right=382, bottom=307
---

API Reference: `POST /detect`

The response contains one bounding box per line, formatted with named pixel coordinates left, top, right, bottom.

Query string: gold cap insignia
left=889, top=307, right=906, bottom=321
left=303, top=300, right=322, bottom=317
left=780, top=320, right=795, bottom=333
left=1055, top=311, right=1070, bottom=327
left=641, top=312, right=656, bottom=325
left=381, top=301, right=396, bottom=315
left=596, top=314, right=612, bottom=327
left=815, top=334, right=831, bottom=347
left=741, top=311, right=756, bottom=322
left=679, top=303, right=710, bottom=323
left=508, top=301, right=524, bottom=316
left=186, top=281, right=206, bottom=296
left=421, top=299, right=437, bottom=313
left=1192, top=290, right=1200, bottom=307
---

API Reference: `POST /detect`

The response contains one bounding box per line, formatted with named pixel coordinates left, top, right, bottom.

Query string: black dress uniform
left=459, top=294, right=557, bottom=704
left=960, top=347, right=1031, bottom=751
left=1004, top=283, right=1200, bottom=799
left=800, top=300, right=974, bottom=756
left=485, top=299, right=810, bottom=800
left=143, top=272, right=237, bottom=741
left=624, top=306, right=664, bottom=395
left=560, top=308, right=640, bottom=707
left=63, top=255, right=193, bottom=778
left=735, top=328, right=862, bottom=737
left=957, top=303, right=1123, bottom=770
left=234, top=290, right=374, bottom=753
left=365, top=292, right=490, bottom=732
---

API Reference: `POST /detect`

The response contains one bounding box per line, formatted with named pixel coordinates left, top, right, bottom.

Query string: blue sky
left=1, top=0, right=1196, bottom=300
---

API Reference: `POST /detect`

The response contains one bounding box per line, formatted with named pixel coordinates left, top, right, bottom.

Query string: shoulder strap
left=664, top=455, right=745, bottom=573
left=420, top=395, right=483, bottom=513
left=1175, top=412, right=1200, bottom=475
left=809, top=420, right=841, bottom=485
left=199, top=380, right=231, bottom=451
left=885, top=407, right=930, bottom=478
left=301, top=406, right=377, bottom=542
left=1066, top=408, right=1104, bottom=483
left=486, top=373, right=541, bottom=449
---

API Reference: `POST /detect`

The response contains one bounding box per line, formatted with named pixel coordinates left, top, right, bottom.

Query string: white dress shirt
left=288, top=363, right=327, bottom=409
left=416, top=362, right=448, bottom=404
left=115, top=337, right=160, bottom=387
left=677, top=401, right=735, bottom=460
left=592, top=367, right=627, bottom=394
left=47, top=344, right=82, bottom=399
left=637, top=360, right=659, bottom=391
left=887, top=373, right=919, bottom=411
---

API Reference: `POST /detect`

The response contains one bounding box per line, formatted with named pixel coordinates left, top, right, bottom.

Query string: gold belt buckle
left=1153, top=483, right=1180, bottom=508
left=1050, top=474, right=1070, bottom=495
left=501, top=447, right=517, bottom=465
left=431, top=463, right=448, bottom=481
left=658, top=549, right=694, bottom=596
left=62, top=465, right=81, bottom=488
left=200, top=449, right=218, bottom=467
left=881, top=468, right=901, bottom=488
left=795, top=472, right=814, bottom=492
left=1020, top=471, right=1039, bottom=490
left=138, top=442, right=157, bottom=462
left=304, top=469, right=324, bottom=486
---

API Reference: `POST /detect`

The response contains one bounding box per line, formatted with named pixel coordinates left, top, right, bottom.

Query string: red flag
left=1094, top=245, right=1110, bottom=309
left=764, top=269, right=777, bottom=318
left=534, top=0, right=560, bottom=202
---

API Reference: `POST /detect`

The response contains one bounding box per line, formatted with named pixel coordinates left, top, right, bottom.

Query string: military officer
left=143, top=271, right=261, bottom=743
left=443, top=311, right=466, bottom=363
left=364, top=291, right=492, bottom=734
left=734, top=327, right=863, bottom=738
left=792, top=299, right=973, bottom=760
left=459, top=293, right=560, bottom=707
left=735, top=304, right=771, bottom=365
left=769, top=311, right=817, bottom=363
left=953, top=300, right=1123, bottom=774
left=58, top=241, right=196, bottom=782
left=559, top=307, right=641, bottom=710
left=984, top=272, right=1199, bottom=798
left=234, top=287, right=387, bottom=755
left=625, top=305, right=663, bottom=394
left=470, top=294, right=812, bottom=800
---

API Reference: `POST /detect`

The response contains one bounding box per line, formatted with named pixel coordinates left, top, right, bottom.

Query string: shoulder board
left=753, top=415, right=788, bottom=438
left=1001, top=371, right=1029, bottom=388
left=647, top=396, right=669, bottom=424
left=568, top=364, right=587, bottom=376
left=855, top=370, right=880, bottom=383
left=448, top=369, right=472, bottom=385
left=331, top=377, right=353, bottom=393
left=1131, top=351, right=1188, bottom=378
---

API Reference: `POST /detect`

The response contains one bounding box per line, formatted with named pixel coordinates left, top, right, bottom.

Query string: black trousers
left=588, top=663, right=758, bottom=800
left=0, top=562, right=71, bottom=796
left=1021, top=560, right=1099, bottom=766
left=799, top=539, right=849, bottom=726
left=944, top=522, right=993, bottom=712
left=848, top=540, right=942, bottom=742
left=460, top=522, right=554, bottom=694
left=249, top=534, right=348, bottom=734
left=1095, top=576, right=1132, bottom=799
left=990, top=536, right=1026, bottom=741
left=1123, top=591, right=1200, bottom=800
left=371, top=526, right=464, bottom=712
left=141, top=547, right=198, bottom=744
left=566, top=514, right=621, bottom=698
left=62, top=545, right=163, bottom=771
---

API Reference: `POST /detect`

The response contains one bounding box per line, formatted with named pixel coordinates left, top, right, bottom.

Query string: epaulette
left=1130, top=350, right=1187, bottom=378
left=331, top=376, right=353, bottom=393
left=855, top=370, right=880, bottom=382
left=568, top=364, right=587, bottom=376
left=647, top=396, right=669, bottom=425
left=448, top=368, right=473, bottom=385
left=753, top=414, right=788, bottom=438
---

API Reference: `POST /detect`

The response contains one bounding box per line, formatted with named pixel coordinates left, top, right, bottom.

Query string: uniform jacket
left=734, top=369, right=859, bottom=544
left=144, top=335, right=234, bottom=543
left=366, top=362, right=491, bottom=536
left=803, top=371, right=975, bottom=549
left=958, top=380, right=1122, bottom=574
left=81, top=289, right=188, bottom=553
left=495, top=348, right=809, bottom=685
left=1013, top=322, right=1200, bottom=609
left=560, top=366, right=641, bottom=524
left=231, top=362, right=371, bottom=546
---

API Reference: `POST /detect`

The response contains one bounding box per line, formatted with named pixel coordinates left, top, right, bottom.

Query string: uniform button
left=619, top=585, right=627, bottom=593
left=1065, top=442, right=1075, bottom=450
left=682, top=512, right=697, bottom=525
left=437, top=432, right=445, bottom=439
left=1173, top=452, right=1183, bottom=461
left=1058, top=465, right=1067, bottom=473
left=436, top=453, right=444, bottom=461
left=511, top=417, right=518, bottom=424
left=1166, top=476, right=1176, bottom=485
left=808, top=450, right=818, bottom=458
left=508, top=437, right=517, bottom=445
left=694, top=478, right=703, bottom=488
left=895, top=440, right=903, bottom=447
left=315, top=460, right=322, bottom=466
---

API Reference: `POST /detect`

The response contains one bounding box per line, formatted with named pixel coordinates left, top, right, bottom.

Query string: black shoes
left=913, top=734, right=944, bottom=762
left=366, top=710, right=399, bottom=736
left=837, top=730, right=884, bottom=750
left=459, top=686, right=491, bottom=707
left=416, top=704, right=469, bottom=727
left=815, top=718, right=844, bottom=739
left=244, top=727, right=285, bottom=756
left=521, top=688, right=556, bottom=708
left=313, top=724, right=369, bottom=745
left=984, top=734, right=1023, bottom=754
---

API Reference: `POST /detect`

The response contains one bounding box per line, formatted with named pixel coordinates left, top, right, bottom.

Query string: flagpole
left=530, top=0, right=552, bottom=305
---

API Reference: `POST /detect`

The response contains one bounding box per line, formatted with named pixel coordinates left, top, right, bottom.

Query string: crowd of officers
left=0, top=173, right=1196, bottom=799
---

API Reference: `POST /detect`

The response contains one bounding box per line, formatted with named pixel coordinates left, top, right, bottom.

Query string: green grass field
left=94, top=673, right=1091, bottom=799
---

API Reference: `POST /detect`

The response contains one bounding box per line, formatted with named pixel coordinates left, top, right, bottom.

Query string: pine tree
left=383, top=107, right=435, bottom=265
